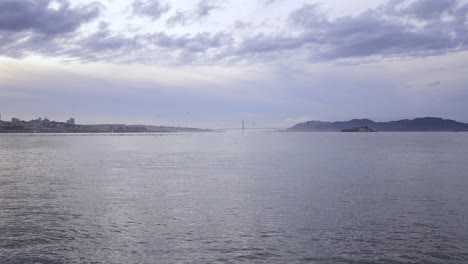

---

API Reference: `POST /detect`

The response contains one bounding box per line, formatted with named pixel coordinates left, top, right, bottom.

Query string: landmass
left=287, top=117, right=468, bottom=132
left=0, top=117, right=212, bottom=133
left=341, top=126, right=377, bottom=132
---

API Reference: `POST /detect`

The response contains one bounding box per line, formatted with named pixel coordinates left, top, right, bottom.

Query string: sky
left=1, top=0, right=468, bottom=128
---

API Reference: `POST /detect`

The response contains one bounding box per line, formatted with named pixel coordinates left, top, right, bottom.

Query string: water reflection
left=1, top=132, right=468, bottom=263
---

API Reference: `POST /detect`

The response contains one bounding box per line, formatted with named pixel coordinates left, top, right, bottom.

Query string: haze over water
left=1, top=132, right=467, bottom=263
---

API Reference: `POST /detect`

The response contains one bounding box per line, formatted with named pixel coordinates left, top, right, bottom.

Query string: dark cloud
left=385, top=0, right=458, bottom=20
left=166, top=0, right=219, bottom=27
left=236, top=0, right=468, bottom=61
left=0, top=0, right=103, bottom=57
left=132, top=0, right=170, bottom=21
left=0, top=0, right=102, bottom=35
left=0, top=0, right=103, bottom=59
left=428, top=81, right=441, bottom=86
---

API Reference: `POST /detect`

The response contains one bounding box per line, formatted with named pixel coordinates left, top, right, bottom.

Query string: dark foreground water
left=0, top=132, right=467, bottom=264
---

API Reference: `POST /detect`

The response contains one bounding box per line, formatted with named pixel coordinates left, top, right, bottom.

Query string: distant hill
left=287, top=117, right=468, bottom=132
left=84, top=124, right=212, bottom=133
left=0, top=119, right=212, bottom=133
left=128, top=125, right=212, bottom=133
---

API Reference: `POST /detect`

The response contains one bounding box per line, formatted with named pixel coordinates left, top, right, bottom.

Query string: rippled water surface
left=1, top=132, right=468, bottom=263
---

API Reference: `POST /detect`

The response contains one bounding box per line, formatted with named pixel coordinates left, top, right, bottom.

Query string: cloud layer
left=241, top=0, right=468, bottom=61
left=0, top=0, right=467, bottom=64
left=0, top=0, right=101, bottom=34
left=0, top=0, right=102, bottom=57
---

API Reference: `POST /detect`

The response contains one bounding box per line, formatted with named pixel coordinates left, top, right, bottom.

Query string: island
left=287, top=117, right=468, bottom=132
left=341, top=126, right=377, bottom=132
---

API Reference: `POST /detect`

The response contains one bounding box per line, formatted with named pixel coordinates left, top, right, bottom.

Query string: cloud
left=60, top=29, right=233, bottom=64
left=233, top=20, right=250, bottom=29
left=132, top=0, right=170, bottom=21
left=428, top=81, right=441, bottom=86
left=235, top=0, right=468, bottom=62
left=166, top=10, right=191, bottom=27
left=166, top=0, right=219, bottom=27
left=385, top=0, right=459, bottom=20
left=196, top=0, right=219, bottom=18
left=1, top=0, right=468, bottom=65
left=263, top=0, right=279, bottom=6
left=0, top=0, right=103, bottom=58
left=66, top=22, right=141, bottom=62
left=0, top=0, right=229, bottom=64
left=0, top=0, right=102, bottom=35
left=147, top=32, right=231, bottom=52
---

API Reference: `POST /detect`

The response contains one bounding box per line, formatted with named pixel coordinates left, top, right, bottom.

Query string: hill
left=288, top=117, right=468, bottom=132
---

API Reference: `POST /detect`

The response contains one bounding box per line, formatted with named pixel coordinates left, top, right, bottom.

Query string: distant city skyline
left=1, top=0, right=468, bottom=127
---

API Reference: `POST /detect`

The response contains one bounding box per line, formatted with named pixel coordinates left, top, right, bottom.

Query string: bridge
left=215, top=121, right=287, bottom=131
left=216, top=127, right=286, bottom=131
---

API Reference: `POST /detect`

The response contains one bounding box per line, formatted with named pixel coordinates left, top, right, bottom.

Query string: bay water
left=1, top=132, right=467, bottom=263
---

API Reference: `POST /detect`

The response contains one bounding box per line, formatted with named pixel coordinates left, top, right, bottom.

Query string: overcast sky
left=1, top=0, right=468, bottom=128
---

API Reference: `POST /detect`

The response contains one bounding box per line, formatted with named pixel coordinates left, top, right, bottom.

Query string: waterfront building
left=66, top=118, right=75, bottom=125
